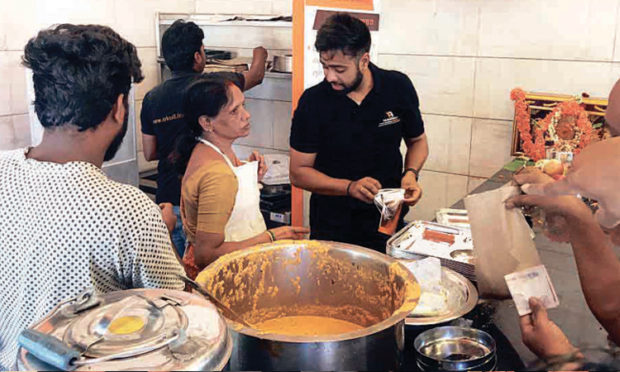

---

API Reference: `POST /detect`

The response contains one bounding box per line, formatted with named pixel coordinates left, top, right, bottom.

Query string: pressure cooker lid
left=63, top=293, right=189, bottom=358
left=18, top=289, right=232, bottom=371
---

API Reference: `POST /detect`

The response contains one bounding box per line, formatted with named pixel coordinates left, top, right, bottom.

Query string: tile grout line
left=421, top=112, right=512, bottom=124
left=467, top=2, right=483, bottom=185
left=422, top=168, right=488, bottom=179
left=0, top=112, right=28, bottom=119
left=612, top=0, right=620, bottom=61
left=378, top=52, right=620, bottom=65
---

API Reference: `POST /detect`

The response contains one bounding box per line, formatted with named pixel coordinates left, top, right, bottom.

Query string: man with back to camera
left=141, top=19, right=268, bottom=257
left=289, top=13, right=429, bottom=252
left=0, top=24, right=185, bottom=369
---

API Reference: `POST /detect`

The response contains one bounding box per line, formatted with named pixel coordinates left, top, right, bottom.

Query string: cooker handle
left=18, top=329, right=80, bottom=371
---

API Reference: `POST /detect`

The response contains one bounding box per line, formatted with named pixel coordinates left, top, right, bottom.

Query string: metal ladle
left=176, top=274, right=254, bottom=328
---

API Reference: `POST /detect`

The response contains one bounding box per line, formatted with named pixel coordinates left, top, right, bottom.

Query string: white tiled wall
left=114, top=0, right=196, bottom=48
left=135, top=47, right=160, bottom=101
left=0, top=51, right=28, bottom=117
left=202, top=26, right=292, bottom=50
left=379, top=54, right=476, bottom=117
left=477, top=0, right=617, bottom=61
left=404, top=170, right=469, bottom=222
left=196, top=0, right=273, bottom=15
left=473, top=58, right=617, bottom=121
left=0, top=0, right=290, bottom=175
left=194, top=0, right=291, bottom=15
left=198, top=17, right=294, bottom=160
left=235, top=84, right=292, bottom=153
left=379, top=0, right=479, bottom=56
left=379, top=0, right=620, bottom=221
left=3, top=0, right=620, bottom=221
left=272, top=100, right=292, bottom=149
left=468, top=119, right=514, bottom=178
left=422, top=114, right=472, bottom=175
left=0, top=116, right=16, bottom=150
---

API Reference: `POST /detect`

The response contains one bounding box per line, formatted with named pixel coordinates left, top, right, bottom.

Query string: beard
left=332, top=68, right=364, bottom=95
left=103, top=102, right=129, bottom=161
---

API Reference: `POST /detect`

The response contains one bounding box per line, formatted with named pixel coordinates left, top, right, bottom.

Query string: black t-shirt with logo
left=140, top=71, right=244, bottom=205
left=290, top=63, right=424, bottom=250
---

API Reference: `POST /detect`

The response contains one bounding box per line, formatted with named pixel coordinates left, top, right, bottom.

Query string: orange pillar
left=291, top=0, right=305, bottom=227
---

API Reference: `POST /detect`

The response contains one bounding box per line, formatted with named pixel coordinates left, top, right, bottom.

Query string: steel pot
left=17, top=289, right=232, bottom=371
left=196, top=240, right=420, bottom=370
left=272, top=54, right=292, bottom=73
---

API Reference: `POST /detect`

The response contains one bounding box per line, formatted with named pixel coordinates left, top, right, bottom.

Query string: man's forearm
left=568, top=216, right=620, bottom=342
left=291, top=166, right=350, bottom=196
left=142, top=134, right=159, bottom=161
left=243, top=60, right=266, bottom=91
left=144, top=150, right=158, bottom=161
left=404, top=136, right=429, bottom=171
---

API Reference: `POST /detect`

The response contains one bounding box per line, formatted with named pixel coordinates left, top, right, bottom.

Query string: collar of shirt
left=171, top=70, right=201, bottom=79
left=368, top=62, right=384, bottom=95
left=21, top=147, right=106, bottom=176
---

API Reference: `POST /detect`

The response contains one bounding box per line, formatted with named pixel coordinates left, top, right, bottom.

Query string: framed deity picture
left=510, top=90, right=612, bottom=160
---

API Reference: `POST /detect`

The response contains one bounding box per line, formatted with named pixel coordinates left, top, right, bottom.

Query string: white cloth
left=0, top=148, right=185, bottom=370
left=197, top=138, right=266, bottom=241
left=374, top=188, right=406, bottom=221
left=261, top=154, right=290, bottom=185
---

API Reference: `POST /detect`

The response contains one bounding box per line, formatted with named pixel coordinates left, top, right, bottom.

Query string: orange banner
left=306, top=0, right=374, bottom=11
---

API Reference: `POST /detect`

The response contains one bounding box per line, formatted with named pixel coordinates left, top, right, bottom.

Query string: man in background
left=141, top=19, right=268, bottom=257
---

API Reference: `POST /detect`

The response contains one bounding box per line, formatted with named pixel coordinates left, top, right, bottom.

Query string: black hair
left=171, top=78, right=233, bottom=175
left=314, top=13, right=371, bottom=57
left=22, top=24, right=143, bottom=131
left=162, top=19, right=204, bottom=72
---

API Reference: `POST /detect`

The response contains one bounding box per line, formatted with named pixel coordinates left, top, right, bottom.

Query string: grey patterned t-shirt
left=0, top=148, right=185, bottom=369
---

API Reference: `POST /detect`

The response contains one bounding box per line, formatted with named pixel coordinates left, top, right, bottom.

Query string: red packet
left=378, top=203, right=403, bottom=235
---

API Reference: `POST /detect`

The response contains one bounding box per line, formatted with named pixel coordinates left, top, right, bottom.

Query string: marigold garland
left=510, top=88, right=592, bottom=161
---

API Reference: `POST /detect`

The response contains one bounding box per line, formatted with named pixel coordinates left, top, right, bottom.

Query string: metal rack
left=155, top=12, right=292, bottom=83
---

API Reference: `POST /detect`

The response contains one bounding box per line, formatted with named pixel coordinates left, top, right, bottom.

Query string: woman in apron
left=173, top=77, right=309, bottom=278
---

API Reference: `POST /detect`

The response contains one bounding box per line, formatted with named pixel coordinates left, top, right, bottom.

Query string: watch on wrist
left=402, top=167, right=419, bottom=181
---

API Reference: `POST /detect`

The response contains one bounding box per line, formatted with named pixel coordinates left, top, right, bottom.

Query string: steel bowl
left=196, top=240, right=420, bottom=370
left=414, top=326, right=496, bottom=371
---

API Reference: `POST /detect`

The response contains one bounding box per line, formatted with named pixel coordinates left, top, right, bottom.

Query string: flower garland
left=511, top=88, right=545, bottom=160
left=510, top=88, right=593, bottom=161
left=539, top=100, right=592, bottom=155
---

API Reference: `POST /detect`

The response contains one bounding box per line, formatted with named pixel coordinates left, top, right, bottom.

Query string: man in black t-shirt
left=141, top=20, right=267, bottom=257
left=289, top=14, right=429, bottom=252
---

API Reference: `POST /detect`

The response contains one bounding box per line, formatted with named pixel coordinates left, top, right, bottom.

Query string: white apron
left=197, top=138, right=267, bottom=242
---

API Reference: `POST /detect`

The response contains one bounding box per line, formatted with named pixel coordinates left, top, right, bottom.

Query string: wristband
left=402, top=168, right=419, bottom=181
left=346, top=181, right=354, bottom=196
left=266, top=230, right=276, bottom=242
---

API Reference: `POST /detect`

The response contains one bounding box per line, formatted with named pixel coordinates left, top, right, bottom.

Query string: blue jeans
left=172, top=205, right=187, bottom=258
